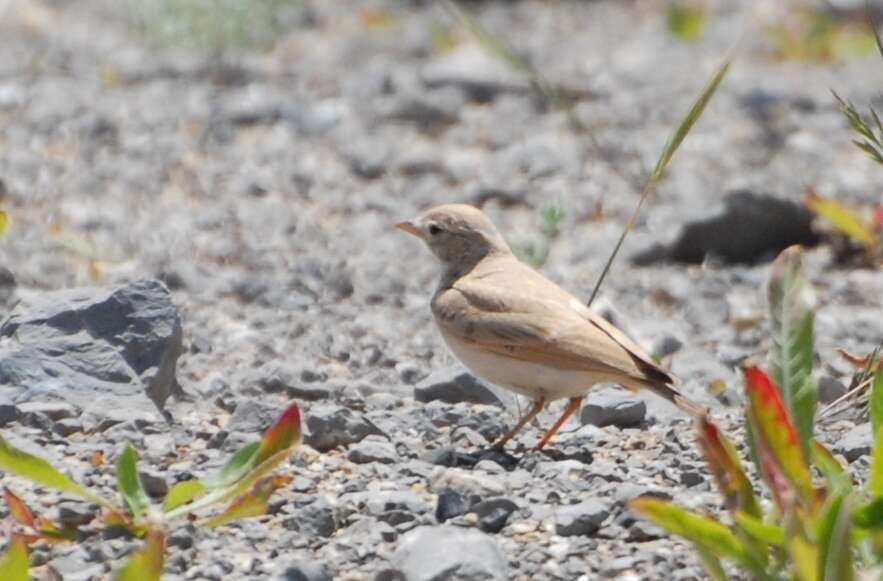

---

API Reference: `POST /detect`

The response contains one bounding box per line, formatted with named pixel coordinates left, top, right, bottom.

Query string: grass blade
left=870, top=410, right=883, bottom=498
left=588, top=56, right=731, bottom=305
left=116, top=444, right=151, bottom=519
left=768, top=246, right=817, bottom=460
left=0, top=211, right=7, bottom=237
left=0, top=435, right=110, bottom=508
left=0, top=536, right=28, bottom=581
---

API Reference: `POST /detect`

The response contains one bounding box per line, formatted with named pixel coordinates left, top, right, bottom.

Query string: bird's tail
left=644, top=381, right=708, bottom=419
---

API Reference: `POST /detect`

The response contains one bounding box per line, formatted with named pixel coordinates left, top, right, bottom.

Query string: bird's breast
left=437, top=328, right=605, bottom=401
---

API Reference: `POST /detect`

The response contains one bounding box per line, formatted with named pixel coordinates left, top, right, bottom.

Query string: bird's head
left=396, top=203, right=511, bottom=272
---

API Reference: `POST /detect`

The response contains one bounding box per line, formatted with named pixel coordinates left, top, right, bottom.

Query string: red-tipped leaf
left=697, top=417, right=761, bottom=518
left=3, top=488, right=36, bottom=529
left=253, top=403, right=302, bottom=466
left=744, top=366, right=814, bottom=509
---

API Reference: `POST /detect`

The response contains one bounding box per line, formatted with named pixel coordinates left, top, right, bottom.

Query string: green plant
left=769, top=7, right=875, bottom=63
left=631, top=246, right=883, bottom=579
left=124, top=0, right=302, bottom=50
left=512, top=203, right=567, bottom=268
left=667, top=1, right=706, bottom=43
left=0, top=402, right=303, bottom=579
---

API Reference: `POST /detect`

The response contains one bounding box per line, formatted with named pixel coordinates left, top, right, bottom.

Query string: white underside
left=441, top=332, right=613, bottom=400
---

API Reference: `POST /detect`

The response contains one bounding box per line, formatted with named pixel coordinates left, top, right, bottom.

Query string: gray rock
left=305, top=404, right=384, bottom=452
left=283, top=496, right=337, bottom=538
left=347, top=436, right=398, bottom=464
left=390, top=526, right=508, bottom=581
left=415, top=366, right=504, bottom=407
left=836, top=423, right=872, bottom=462
left=252, top=361, right=331, bottom=401
left=580, top=389, right=646, bottom=428
left=0, top=280, right=183, bottom=417
left=555, top=500, right=610, bottom=537
left=18, top=401, right=78, bottom=420
left=421, top=45, right=525, bottom=101
left=0, top=399, right=20, bottom=427
left=227, top=398, right=279, bottom=433
left=818, top=376, right=847, bottom=404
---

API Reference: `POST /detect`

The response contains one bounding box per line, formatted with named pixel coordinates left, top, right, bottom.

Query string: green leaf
left=805, top=193, right=876, bottom=248
left=0, top=435, right=109, bottom=507
left=588, top=55, right=730, bottom=305
left=768, top=246, right=817, bottom=460
left=0, top=536, right=28, bottom=581
left=734, top=512, right=785, bottom=547
left=854, top=497, right=883, bottom=529
left=630, top=498, right=762, bottom=572
left=116, top=444, right=151, bottom=518
left=744, top=366, right=815, bottom=510
left=201, top=474, right=289, bottom=528
left=817, top=494, right=853, bottom=581
left=870, top=419, right=883, bottom=498
left=115, top=530, right=164, bottom=581
left=0, top=211, right=7, bottom=237
left=202, top=441, right=260, bottom=490
left=162, top=480, right=207, bottom=512
left=695, top=547, right=729, bottom=581
left=813, top=440, right=853, bottom=495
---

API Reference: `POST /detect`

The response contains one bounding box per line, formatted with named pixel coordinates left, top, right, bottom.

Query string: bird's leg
left=492, top=397, right=546, bottom=450
left=534, top=396, right=583, bottom=450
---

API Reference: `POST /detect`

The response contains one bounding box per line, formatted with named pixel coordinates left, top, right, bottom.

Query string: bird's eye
left=428, top=224, right=442, bottom=236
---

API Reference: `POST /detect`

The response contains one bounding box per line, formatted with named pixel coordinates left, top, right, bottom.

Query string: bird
left=397, top=203, right=706, bottom=450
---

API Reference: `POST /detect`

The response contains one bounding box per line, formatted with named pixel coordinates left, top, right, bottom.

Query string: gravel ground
left=1, top=1, right=882, bottom=579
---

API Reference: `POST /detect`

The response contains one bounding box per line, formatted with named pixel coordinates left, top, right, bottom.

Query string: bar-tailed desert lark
left=398, top=203, right=705, bottom=450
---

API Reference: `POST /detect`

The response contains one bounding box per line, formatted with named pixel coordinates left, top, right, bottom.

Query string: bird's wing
left=433, top=260, right=662, bottom=384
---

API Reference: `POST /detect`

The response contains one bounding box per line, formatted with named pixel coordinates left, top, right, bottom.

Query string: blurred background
left=0, top=0, right=882, bottom=403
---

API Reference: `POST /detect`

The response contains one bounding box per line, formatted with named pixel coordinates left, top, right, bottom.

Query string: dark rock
left=284, top=497, right=337, bottom=538
left=836, top=423, right=872, bottom=462
left=304, top=404, right=384, bottom=452
left=422, top=446, right=519, bottom=470
left=18, top=401, right=77, bottom=421
left=346, top=436, right=398, bottom=464
left=0, top=280, right=183, bottom=417
left=472, top=498, right=518, bottom=533
left=139, top=469, right=168, bottom=498
left=53, top=417, right=83, bottom=436
left=633, top=191, right=819, bottom=265
left=680, top=471, right=704, bottom=487
left=278, top=559, right=333, bottom=581
left=435, top=490, right=469, bottom=523
left=580, top=389, right=646, bottom=428
left=390, top=526, right=508, bottom=581
left=58, top=501, right=97, bottom=527
left=555, top=500, right=610, bottom=537
left=414, top=366, right=504, bottom=406
left=0, top=266, right=15, bottom=306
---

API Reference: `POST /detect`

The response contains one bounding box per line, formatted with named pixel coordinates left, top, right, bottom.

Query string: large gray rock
left=0, top=280, right=183, bottom=420
left=580, top=388, right=646, bottom=428
left=390, top=526, right=508, bottom=581
left=304, top=404, right=384, bottom=452
left=415, top=366, right=505, bottom=407
left=555, top=499, right=611, bottom=537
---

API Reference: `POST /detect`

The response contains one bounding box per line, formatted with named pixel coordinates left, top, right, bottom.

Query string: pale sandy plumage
left=398, top=203, right=705, bottom=449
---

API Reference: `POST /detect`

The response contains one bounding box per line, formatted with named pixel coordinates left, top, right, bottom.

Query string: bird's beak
left=396, top=220, right=423, bottom=239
